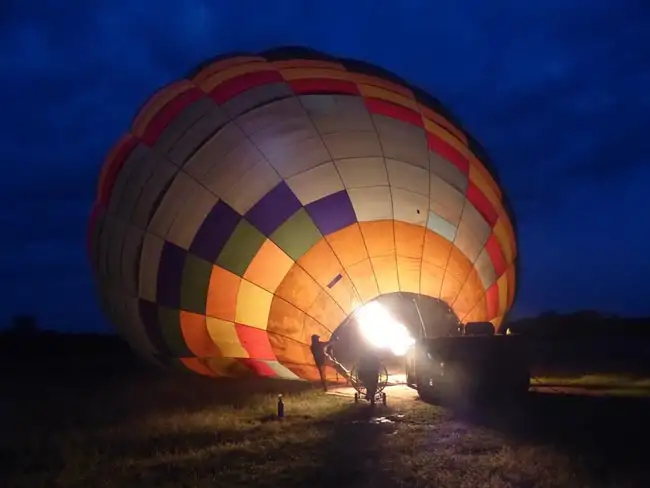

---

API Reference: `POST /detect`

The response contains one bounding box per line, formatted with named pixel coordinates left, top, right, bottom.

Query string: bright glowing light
left=355, top=302, right=415, bottom=356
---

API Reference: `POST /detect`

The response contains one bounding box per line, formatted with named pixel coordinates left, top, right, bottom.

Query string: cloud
left=1, top=0, right=650, bottom=329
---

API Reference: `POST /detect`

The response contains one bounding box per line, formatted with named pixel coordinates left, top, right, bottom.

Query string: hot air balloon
left=88, top=47, right=517, bottom=382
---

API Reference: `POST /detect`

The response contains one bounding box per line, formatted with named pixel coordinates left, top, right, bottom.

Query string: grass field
left=2, top=369, right=650, bottom=488
left=532, top=373, right=650, bottom=396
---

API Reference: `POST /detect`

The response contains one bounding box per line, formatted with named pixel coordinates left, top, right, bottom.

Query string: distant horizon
left=2, top=307, right=649, bottom=336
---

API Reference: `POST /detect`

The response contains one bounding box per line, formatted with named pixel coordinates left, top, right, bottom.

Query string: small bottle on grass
left=277, top=394, right=285, bottom=419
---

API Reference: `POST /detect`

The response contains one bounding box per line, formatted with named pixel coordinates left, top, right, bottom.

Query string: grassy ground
left=2, top=369, right=650, bottom=488
left=532, top=373, right=650, bottom=396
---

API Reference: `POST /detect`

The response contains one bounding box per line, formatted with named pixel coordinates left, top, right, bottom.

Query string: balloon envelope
left=88, top=47, right=517, bottom=381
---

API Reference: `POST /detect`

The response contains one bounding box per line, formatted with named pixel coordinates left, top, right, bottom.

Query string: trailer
left=406, top=325, right=530, bottom=403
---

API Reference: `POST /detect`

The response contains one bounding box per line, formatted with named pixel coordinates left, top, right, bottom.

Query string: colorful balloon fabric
left=88, top=47, right=518, bottom=380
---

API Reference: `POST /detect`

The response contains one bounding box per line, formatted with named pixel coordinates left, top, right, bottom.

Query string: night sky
left=2, top=0, right=650, bottom=333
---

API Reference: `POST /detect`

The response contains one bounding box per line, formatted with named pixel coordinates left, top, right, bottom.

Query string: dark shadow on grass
left=447, top=391, right=650, bottom=484
left=97, top=402, right=390, bottom=488
left=2, top=368, right=317, bottom=433
left=3, top=365, right=391, bottom=488
left=292, top=403, right=391, bottom=487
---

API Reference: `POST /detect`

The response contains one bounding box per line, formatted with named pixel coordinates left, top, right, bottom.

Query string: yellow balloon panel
left=468, top=160, right=502, bottom=206
left=422, top=119, right=464, bottom=154
left=491, top=316, right=504, bottom=331
left=418, top=104, right=468, bottom=145
left=199, top=61, right=273, bottom=92
left=496, top=206, right=517, bottom=259
left=206, top=317, right=250, bottom=358
left=359, top=84, right=419, bottom=111
left=235, top=280, right=272, bottom=330
left=351, top=73, right=414, bottom=98
left=192, top=56, right=265, bottom=84
left=506, top=265, right=516, bottom=308
left=496, top=272, right=509, bottom=317
left=493, top=219, right=515, bottom=265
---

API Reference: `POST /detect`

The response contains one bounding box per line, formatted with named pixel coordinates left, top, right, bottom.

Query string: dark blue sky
left=1, top=0, right=650, bottom=333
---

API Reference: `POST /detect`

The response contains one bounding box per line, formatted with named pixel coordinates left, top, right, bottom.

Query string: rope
left=324, top=350, right=353, bottom=383
left=529, top=376, right=564, bottom=394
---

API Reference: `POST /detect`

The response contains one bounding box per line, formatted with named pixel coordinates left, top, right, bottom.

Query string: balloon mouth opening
left=328, top=294, right=461, bottom=369
left=354, top=301, right=415, bottom=357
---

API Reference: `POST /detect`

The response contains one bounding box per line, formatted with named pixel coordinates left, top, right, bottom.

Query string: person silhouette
left=357, top=348, right=382, bottom=403
left=310, top=334, right=330, bottom=391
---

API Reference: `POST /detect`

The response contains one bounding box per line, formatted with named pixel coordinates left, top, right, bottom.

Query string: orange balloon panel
left=443, top=248, right=474, bottom=294
left=180, top=311, right=221, bottom=358
left=345, top=259, right=381, bottom=303
left=452, top=268, right=485, bottom=320
left=359, top=221, right=396, bottom=258
left=267, top=297, right=306, bottom=339
left=396, top=256, right=422, bottom=294
left=463, top=295, right=488, bottom=323
left=89, top=47, right=517, bottom=381
left=420, top=261, right=445, bottom=298
left=325, top=224, right=370, bottom=267
left=243, top=239, right=294, bottom=293
left=394, top=222, right=426, bottom=259
left=206, top=266, right=240, bottom=322
left=422, top=231, right=453, bottom=268
left=296, top=239, right=361, bottom=313
left=370, top=256, right=401, bottom=295
left=179, top=357, right=217, bottom=377
left=275, top=265, right=323, bottom=314
left=307, top=291, right=347, bottom=332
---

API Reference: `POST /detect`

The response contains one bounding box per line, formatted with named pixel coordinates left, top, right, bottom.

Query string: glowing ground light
left=355, top=302, right=415, bottom=356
